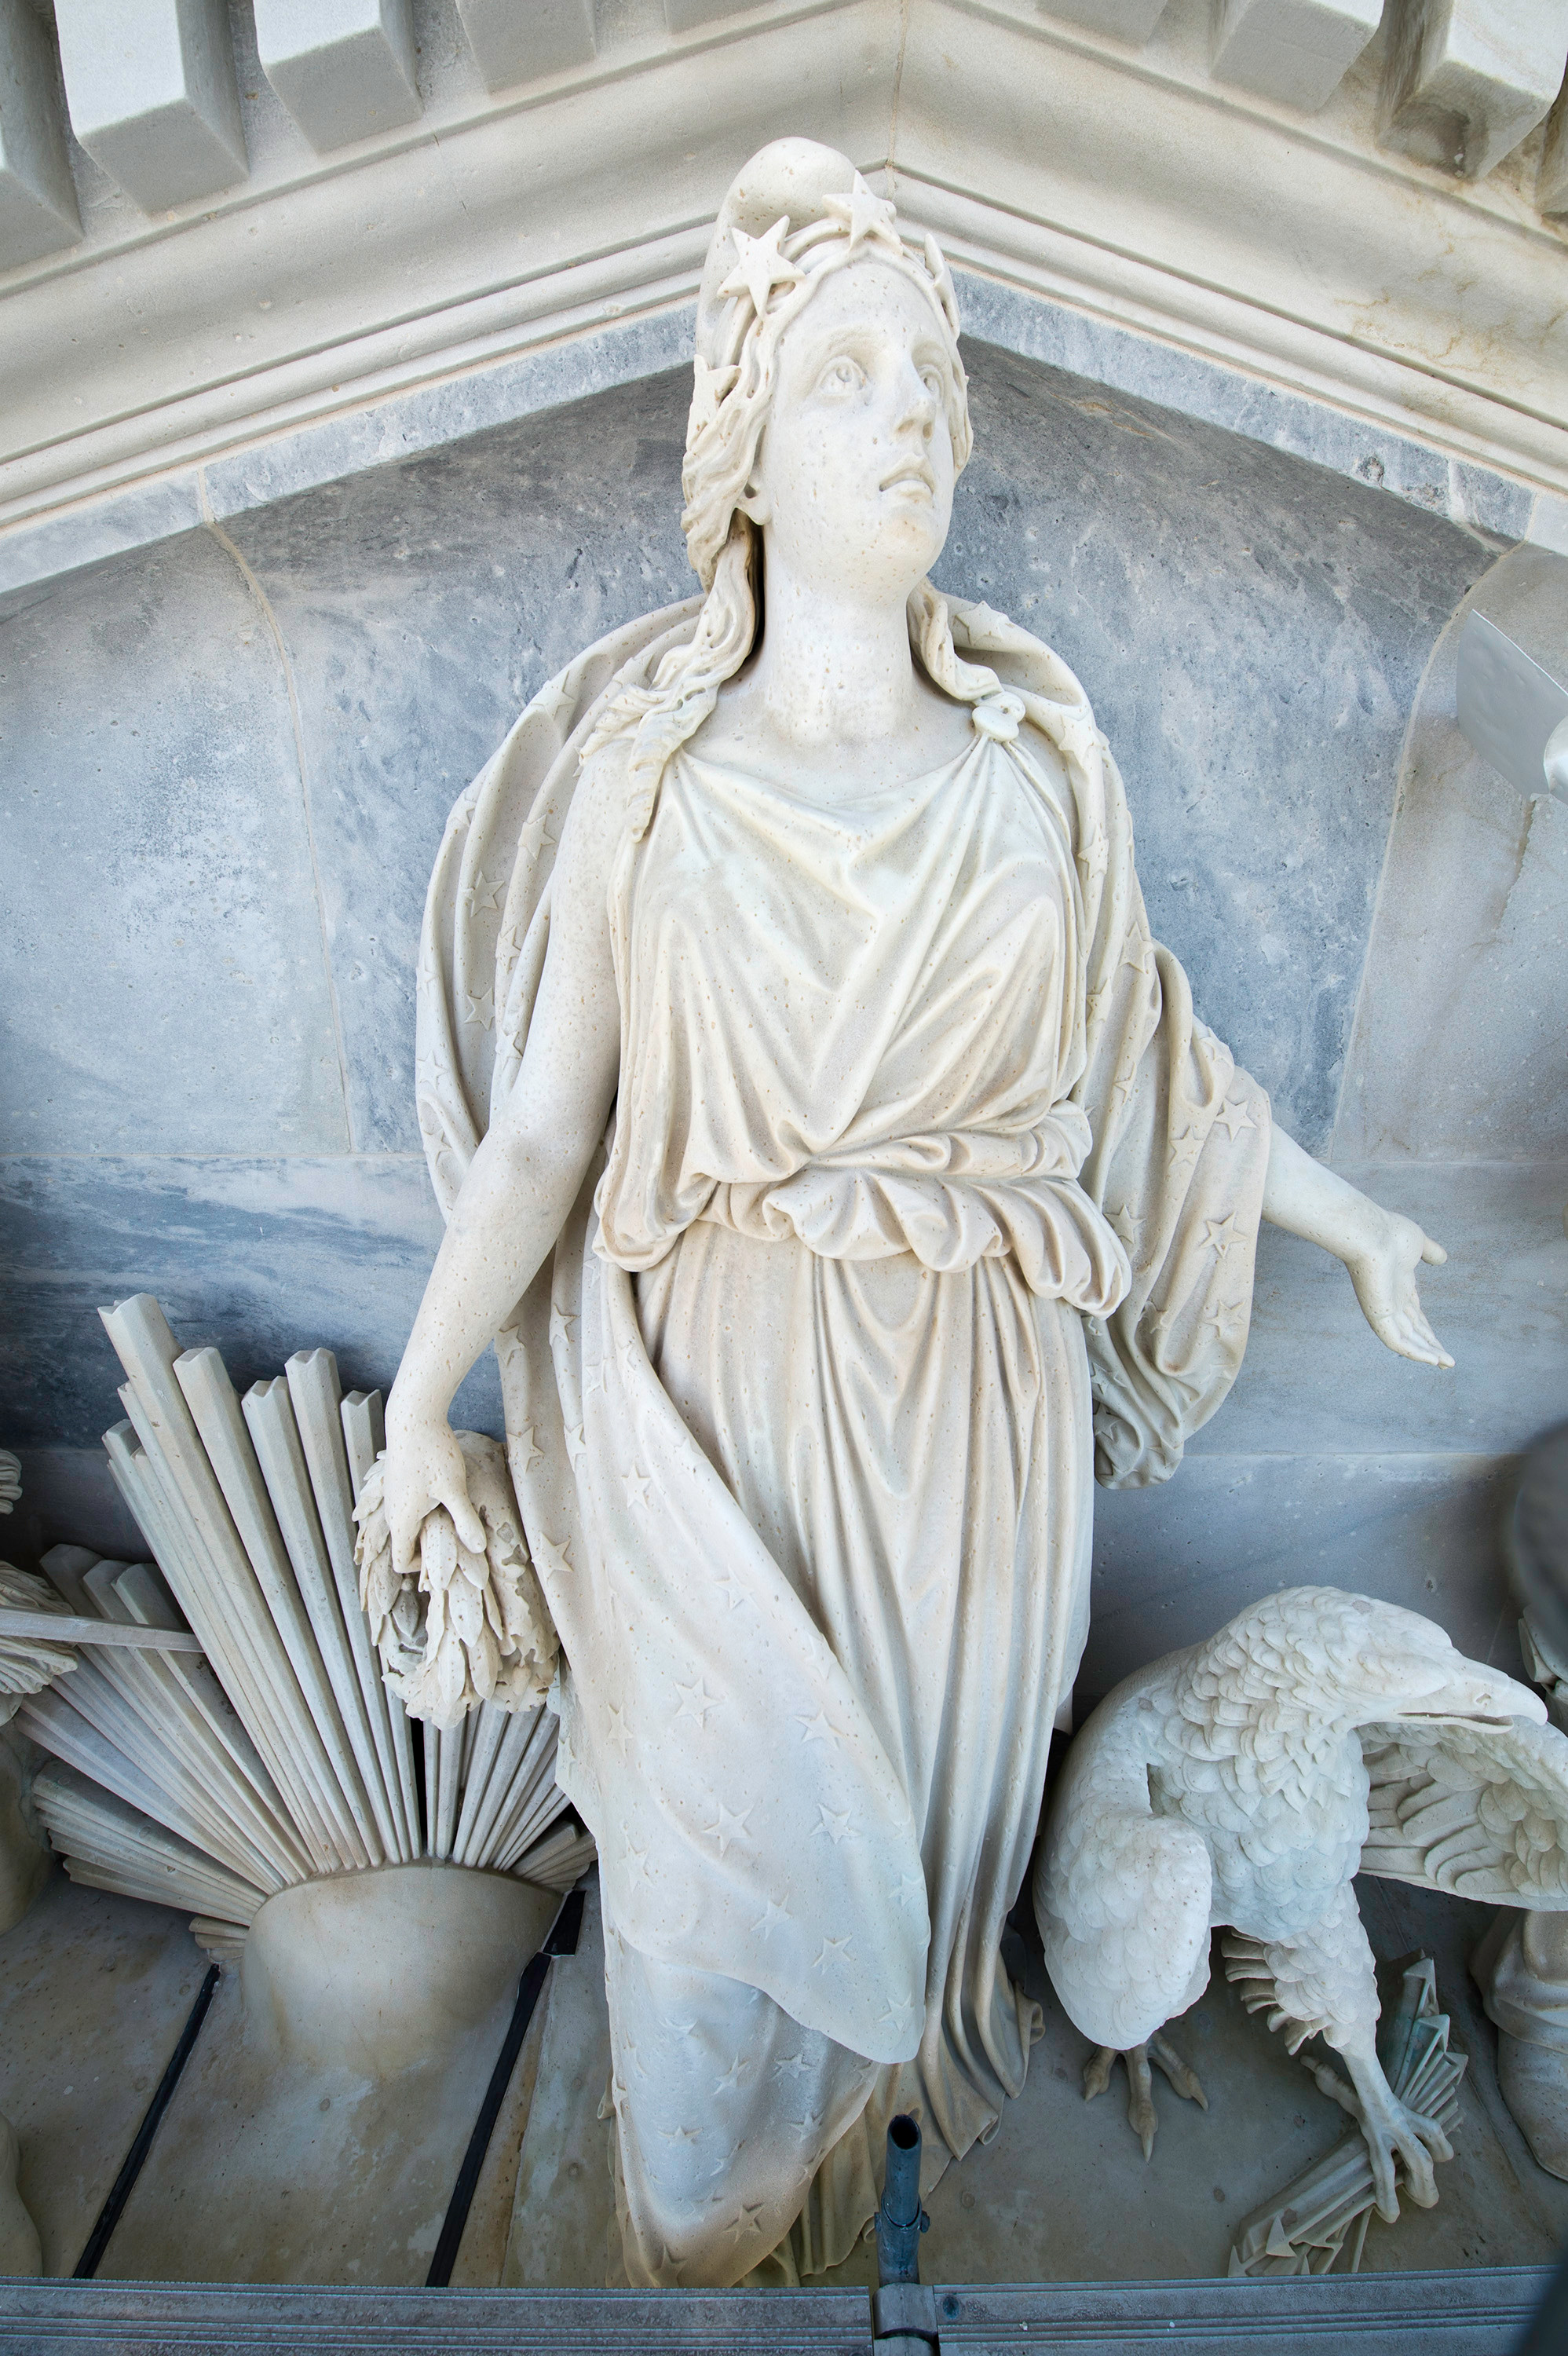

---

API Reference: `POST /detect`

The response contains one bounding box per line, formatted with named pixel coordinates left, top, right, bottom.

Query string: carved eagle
left=1034, top=1586, right=1564, bottom=2222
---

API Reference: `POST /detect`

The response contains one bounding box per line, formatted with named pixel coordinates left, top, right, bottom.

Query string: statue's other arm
left=382, top=747, right=630, bottom=1575
left=1261, top=1125, right=1453, bottom=1370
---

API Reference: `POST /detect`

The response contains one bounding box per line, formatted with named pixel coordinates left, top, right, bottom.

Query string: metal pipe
left=875, top=2113, right=928, bottom=2285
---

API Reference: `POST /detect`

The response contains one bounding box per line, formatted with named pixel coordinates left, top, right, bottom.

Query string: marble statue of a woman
left=383, top=140, right=1453, bottom=2286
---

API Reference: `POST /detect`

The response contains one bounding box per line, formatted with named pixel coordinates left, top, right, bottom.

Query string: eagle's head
left=1203, top=1586, right=1544, bottom=1742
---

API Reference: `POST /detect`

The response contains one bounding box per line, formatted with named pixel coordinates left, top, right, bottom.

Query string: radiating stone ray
left=16, top=1296, right=594, bottom=1966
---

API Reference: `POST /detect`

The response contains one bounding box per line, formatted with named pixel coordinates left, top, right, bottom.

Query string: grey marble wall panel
left=5, top=1446, right=146, bottom=1568
left=223, top=371, right=698, bottom=1152
left=1084, top=1452, right=1525, bottom=1700
left=0, top=530, right=349, bottom=1155
left=1337, top=543, right=1568, bottom=1162
left=953, top=276, right=1533, bottom=546
left=0, top=1154, right=503, bottom=1454
left=939, top=348, right=1489, bottom=1148
left=1200, top=1160, right=1568, bottom=1459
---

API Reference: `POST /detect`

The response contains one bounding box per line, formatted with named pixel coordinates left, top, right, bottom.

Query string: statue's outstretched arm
left=1262, top=1125, right=1453, bottom=1370
left=382, top=750, right=628, bottom=1576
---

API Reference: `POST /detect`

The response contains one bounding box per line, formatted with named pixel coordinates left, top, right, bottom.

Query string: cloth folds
left=413, top=595, right=1271, bottom=2281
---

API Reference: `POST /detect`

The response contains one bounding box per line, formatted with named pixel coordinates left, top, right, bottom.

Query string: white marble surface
left=1040, top=1589, right=1556, bottom=2219
left=243, top=1864, right=557, bottom=2075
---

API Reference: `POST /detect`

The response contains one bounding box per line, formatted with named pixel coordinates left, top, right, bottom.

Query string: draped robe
left=415, top=598, right=1271, bottom=2283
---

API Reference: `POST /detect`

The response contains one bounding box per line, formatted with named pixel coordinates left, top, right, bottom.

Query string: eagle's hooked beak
left=1394, top=1654, right=1544, bottom=1730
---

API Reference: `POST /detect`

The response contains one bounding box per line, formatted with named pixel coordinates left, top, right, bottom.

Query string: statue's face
left=746, top=259, right=956, bottom=599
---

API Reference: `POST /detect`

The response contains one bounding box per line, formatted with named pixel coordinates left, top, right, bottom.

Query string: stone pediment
left=0, top=0, right=1565, bottom=580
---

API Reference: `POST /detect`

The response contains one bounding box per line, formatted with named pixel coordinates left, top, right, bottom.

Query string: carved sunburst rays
left=686, top=173, right=968, bottom=466
left=16, top=1297, right=590, bottom=1969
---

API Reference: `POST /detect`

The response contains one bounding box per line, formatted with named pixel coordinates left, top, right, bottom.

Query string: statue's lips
left=880, top=462, right=935, bottom=495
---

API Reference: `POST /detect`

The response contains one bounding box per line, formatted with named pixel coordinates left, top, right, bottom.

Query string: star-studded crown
left=686, top=160, right=963, bottom=449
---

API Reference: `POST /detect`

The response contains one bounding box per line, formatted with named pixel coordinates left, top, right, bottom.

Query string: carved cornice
left=0, top=0, right=1563, bottom=552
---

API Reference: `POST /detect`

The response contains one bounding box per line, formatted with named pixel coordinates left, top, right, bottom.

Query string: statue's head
left=682, top=141, right=971, bottom=598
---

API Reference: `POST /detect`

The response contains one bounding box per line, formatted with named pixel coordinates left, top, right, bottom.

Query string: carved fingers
left=384, top=1418, right=487, bottom=1579
left=1347, top=1209, right=1455, bottom=1371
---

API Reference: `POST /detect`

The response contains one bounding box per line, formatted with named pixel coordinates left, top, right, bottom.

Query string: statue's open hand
left=1344, top=1211, right=1453, bottom=1370
left=382, top=1410, right=488, bottom=1580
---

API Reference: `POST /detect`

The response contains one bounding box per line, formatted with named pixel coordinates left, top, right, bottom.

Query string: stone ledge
left=0, top=2269, right=1552, bottom=2349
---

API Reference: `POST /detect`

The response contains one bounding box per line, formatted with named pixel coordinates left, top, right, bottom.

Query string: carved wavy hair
left=582, top=205, right=1007, bottom=836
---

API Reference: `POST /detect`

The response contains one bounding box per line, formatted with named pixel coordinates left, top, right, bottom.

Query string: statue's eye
left=818, top=357, right=865, bottom=395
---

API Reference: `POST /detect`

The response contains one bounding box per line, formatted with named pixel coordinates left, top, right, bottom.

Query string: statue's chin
left=769, top=497, right=949, bottom=605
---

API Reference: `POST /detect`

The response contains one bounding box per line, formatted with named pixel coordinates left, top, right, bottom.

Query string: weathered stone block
left=1211, top=0, right=1383, bottom=110
left=454, top=0, right=595, bottom=90
left=0, top=0, right=80, bottom=268
left=55, top=0, right=247, bottom=212
left=1379, top=0, right=1568, bottom=178
left=254, top=0, right=421, bottom=155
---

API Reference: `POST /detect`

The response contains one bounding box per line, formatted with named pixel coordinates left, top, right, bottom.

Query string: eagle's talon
left=1345, top=2057, right=1449, bottom=2218
left=1127, top=2043, right=1157, bottom=2159
left=1082, top=2041, right=1204, bottom=2158
left=1149, top=2032, right=1207, bottom=2110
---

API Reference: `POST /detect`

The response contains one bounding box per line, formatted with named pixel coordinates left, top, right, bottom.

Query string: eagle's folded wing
left=1361, top=1717, right=1568, bottom=1904
left=1037, top=1743, right=1213, bottom=2049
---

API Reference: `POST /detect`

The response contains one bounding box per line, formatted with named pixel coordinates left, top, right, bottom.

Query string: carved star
left=463, top=985, right=495, bottom=1032
left=1201, top=1297, right=1246, bottom=1333
left=623, top=1465, right=653, bottom=1510
left=713, top=2054, right=747, bottom=2093
left=815, top=1803, right=852, bottom=1846
left=719, top=217, right=802, bottom=315
left=794, top=1707, right=835, bottom=1744
left=564, top=1421, right=587, bottom=1466
left=788, top=2103, right=826, bottom=2135
left=532, top=675, right=576, bottom=728
left=620, top=1335, right=642, bottom=1374
left=1109, top=1203, right=1142, bottom=1250
left=879, top=1994, right=916, bottom=2032
left=1203, top=1211, right=1242, bottom=1257
left=752, top=1897, right=791, bottom=1935
left=659, top=2122, right=701, bottom=2146
left=821, top=172, right=902, bottom=255
left=583, top=1363, right=605, bottom=1400
left=515, top=1423, right=544, bottom=1473
left=704, top=1801, right=753, bottom=1857
left=723, top=2201, right=768, bottom=2244
left=714, top=1568, right=746, bottom=1613
left=532, top=1531, right=573, bottom=1579
left=810, top=1933, right=853, bottom=1971
left=1120, top=937, right=1151, bottom=979
left=894, top=1872, right=925, bottom=1912
left=773, top=2049, right=811, bottom=2081
left=1076, top=823, right=1110, bottom=887
left=674, top=1675, right=718, bottom=1727
left=463, top=870, right=504, bottom=915
left=1213, top=1096, right=1255, bottom=1143
left=519, top=803, right=559, bottom=859
left=1169, top=1124, right=1203, bottom=1165
left=549, top=1303, right=578, bottom=1350
left=624, top=1840, right=652, bottom=1885
left=605, top=1699, right=632, bottom=1757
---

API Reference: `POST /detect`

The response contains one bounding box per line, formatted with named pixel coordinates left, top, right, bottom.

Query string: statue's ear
left=736, top=478, right=772, bottom=529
